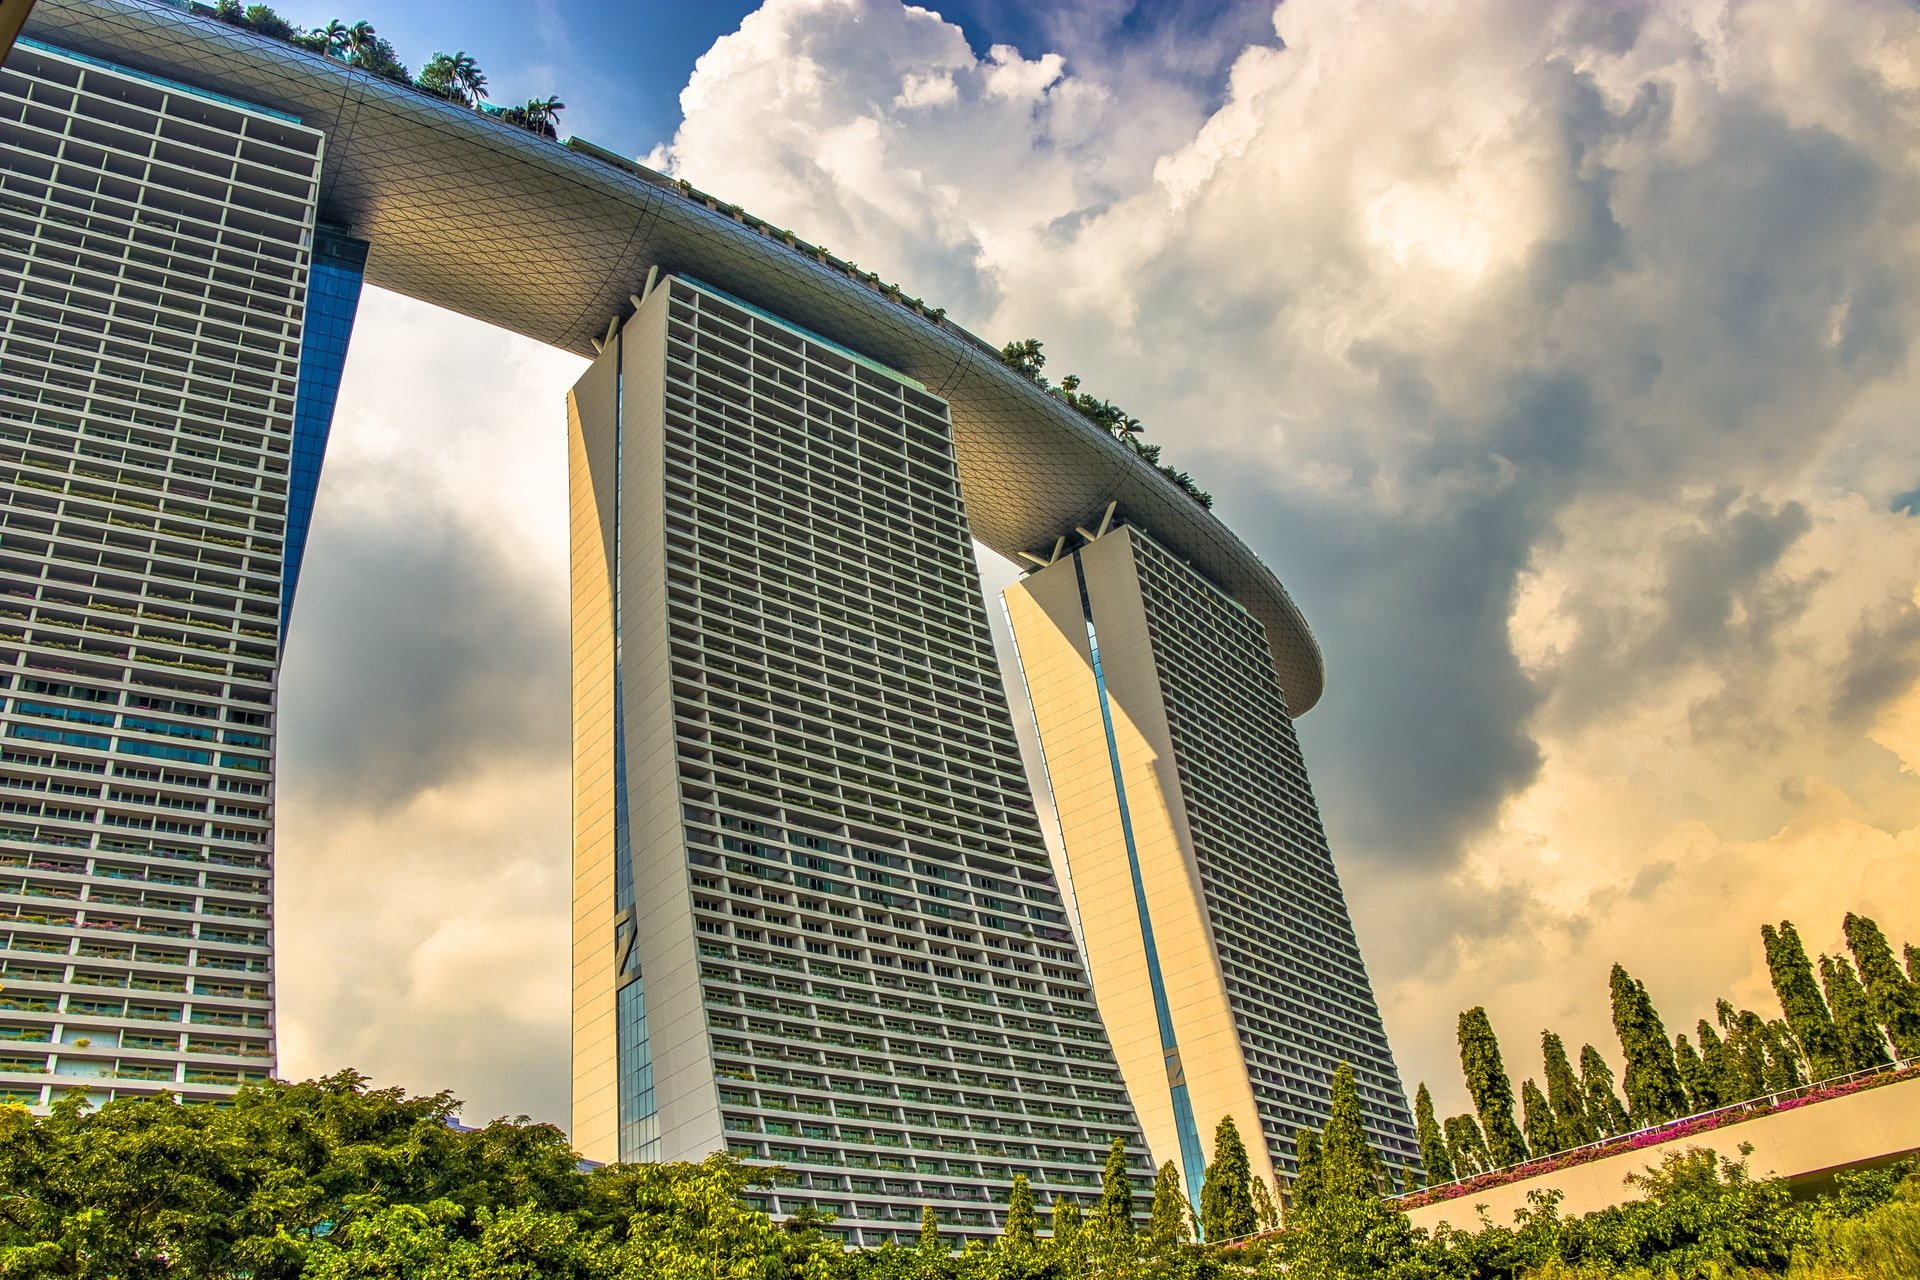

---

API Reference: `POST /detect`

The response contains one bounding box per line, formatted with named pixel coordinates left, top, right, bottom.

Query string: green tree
left=1319, top=1063, right=1383, bottom=1201
left=1443, top=1114, right=1491, bottom=1177
left=314, top=17, right=349, bottom=53
left=346, top=33, right=411, bottom=84
left=1148, top=1160, right=1191, bottom=1250
left=1609, top=963, right=1688, bottom=1125
left=1764, top=919, right=1848, bottom=1080
left=1003, top=1172, right=1037, bottom=1251
left=1413, top=1082, right=1454, bottom=1185
left=999, top=338, right=1048, bottom=385
left=1250, top=1175, right=1281, bottom=1233
left=1906, top=942, right=1920, bottom=985
left=1762, top=1017, right=1807, bottom=1090
left=1696, top=1018, right=1739, bottom=1107
left=1579, top=1043, right=1631, bottom=1136
left=1095, top=1135, right=1134, bottom=1234
left=1520, top=1078, right=1557, bottom=1158
left=1542, top=1030, right=1597, bottom=1149
left=1823, top=952, right=1893, bottom=1072
left=241, top=4, right=296, bottom=39
left=1458, top=1006, right=1529, bottom=1167
left=1674, top=1032, right=1717, bottom=1112
left=418, top=51, right=488, bottom=106
left=1279, top=1064, right=1415, bottom=1280
left=1200, top=1114, right=1256, bottom=1241
left=1844, top=912, right=1920, bottom=1058
left=1047, top=1196, right=1084, bottom=1275
left=1290, top=1128, right=1323, bottom=1216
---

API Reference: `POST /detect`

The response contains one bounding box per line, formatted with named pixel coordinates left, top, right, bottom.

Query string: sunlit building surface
left=1005, top=525, right=1420, bottom=1196
left=0, top=39, right=363, bottom=1105
left=568, top=277, right=1150, bottom=1241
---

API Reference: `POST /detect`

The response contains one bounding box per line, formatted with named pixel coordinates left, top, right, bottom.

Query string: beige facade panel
left=1006, top=526, right=1418, bottom=1191
left=568, top=352, right=620, bottom=1164
left=1006, top=533, right=1275, bottom=1202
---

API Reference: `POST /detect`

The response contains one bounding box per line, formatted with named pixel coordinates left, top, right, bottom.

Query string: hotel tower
left=0, top=38, right=363, bottom=1105
left=567, top=277, right=1150, bottom=1241
left=1005, top=525, right=1419, bottom=1198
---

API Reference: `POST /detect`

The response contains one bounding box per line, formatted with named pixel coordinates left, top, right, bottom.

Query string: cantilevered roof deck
left=19, top=0, right=1327, bottom=711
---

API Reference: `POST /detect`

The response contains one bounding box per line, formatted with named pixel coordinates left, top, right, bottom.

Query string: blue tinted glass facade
left=609, top=337, right=659, bottom=1164
left=612, top=682, right=658, bottom=1162
left=282, top=226, right=367, bottom=630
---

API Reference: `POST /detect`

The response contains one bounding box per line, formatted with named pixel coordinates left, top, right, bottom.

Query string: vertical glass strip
left=608, top=324, right=659, bottom=1162
left=281, top=226, right=367, bottom=631
left=1072, top=552, right=1207, bottom=1206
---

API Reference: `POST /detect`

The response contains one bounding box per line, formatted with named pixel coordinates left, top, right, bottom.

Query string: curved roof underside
left=23, top=0, right=1327, bottom=713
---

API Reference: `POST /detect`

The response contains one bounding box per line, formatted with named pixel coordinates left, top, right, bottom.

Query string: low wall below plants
left=1402, top=1073, right=1920, bottom=1234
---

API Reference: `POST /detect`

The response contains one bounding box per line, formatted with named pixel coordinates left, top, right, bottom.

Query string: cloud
left=274, top=0, right=1920, bottom=1131
left=273, top=290, right=583, bottom=1119
left=645, top=0, right=1920, bottom=1114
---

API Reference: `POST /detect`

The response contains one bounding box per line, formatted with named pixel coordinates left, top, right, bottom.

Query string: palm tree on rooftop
left=418, top=52, right=486, bottom=107
left=451, top=52, right=488, bottom=106
left=318, top=19, right=349, bottom=57
left=523, top=95, right=565, bottom=138
left=344, top=21, right=378, bottom=65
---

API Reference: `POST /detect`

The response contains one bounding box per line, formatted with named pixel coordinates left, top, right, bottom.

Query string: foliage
left=1147, top=1162, right=1191, bottom=1252
left=1608, top=964, right=1688, bottom=1127
left=1788, top=1164, right=1920, bottom=1280
left=1199, top=1116, right=1254, bottom=1242
left=1096, top=1135, right=1137, bottom=1235
left=1673, top=1031, right=1718, bottom=1112
left=1266, top=1063, right=1414, bottom=1280
left=205, top=4, right=559, bottom=133
left=0, top=1072, right=844, bottom=1278
left=1821, top=951, right=1892, bottom=1072
left=6, top=1070, right=1918, bottom=1280
left=1541, top=1031, right=1597, bottom=1151
left=1291, top=1128, right=1324, bottom=1216
left=1413, top=1083, right=1454, bottom=1185
left=1845, top=912, right=1920, bottom=1059
left=1444, top=1113, right=1492, bottom=1178
left=1458, top=1006, right=1530, bottom=1168
left=1249, top=1175, right=1281, bottom=1234
left=1002, top=1173, right=1037, bottom=1254
left=1765, top=920, right=1849, bottom=1081
left=997, top=339, right=1214, bottom=508
left=1520, top=1078, right=1557, bottom=1159
left=1577, top=1043, right=1630, bottom=1139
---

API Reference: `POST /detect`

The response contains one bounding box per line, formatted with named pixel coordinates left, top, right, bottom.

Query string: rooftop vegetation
left=1406, top=910, right=1920, bottom=1200
left=998, top=338, right=1215, bottom=509
left=204, top=2, right=564, bottom=137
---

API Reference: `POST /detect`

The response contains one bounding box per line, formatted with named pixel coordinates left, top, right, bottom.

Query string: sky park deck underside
left=20, top=0, right=1326, bottom=715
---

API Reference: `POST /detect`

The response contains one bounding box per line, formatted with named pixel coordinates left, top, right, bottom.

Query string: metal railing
left=1390, top=1052, right=1920, bottom=1203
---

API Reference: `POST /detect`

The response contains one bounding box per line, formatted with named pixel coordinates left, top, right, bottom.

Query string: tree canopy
left=3, top=1070, right=1916, bottom=1280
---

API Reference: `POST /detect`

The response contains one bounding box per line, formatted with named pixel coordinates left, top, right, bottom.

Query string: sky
left=267, top=0, right=1920, bottom=1135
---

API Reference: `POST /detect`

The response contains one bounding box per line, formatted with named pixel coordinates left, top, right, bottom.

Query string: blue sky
left=270, top=0, right=1280, bottom=160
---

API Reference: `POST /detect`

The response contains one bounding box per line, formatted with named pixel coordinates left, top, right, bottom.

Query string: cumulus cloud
left=275, top=291, right=583, bottom=1122
left=278, top=0, right=1920, bottom=1129
left=646, top=0, right=1920, bottom=1110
